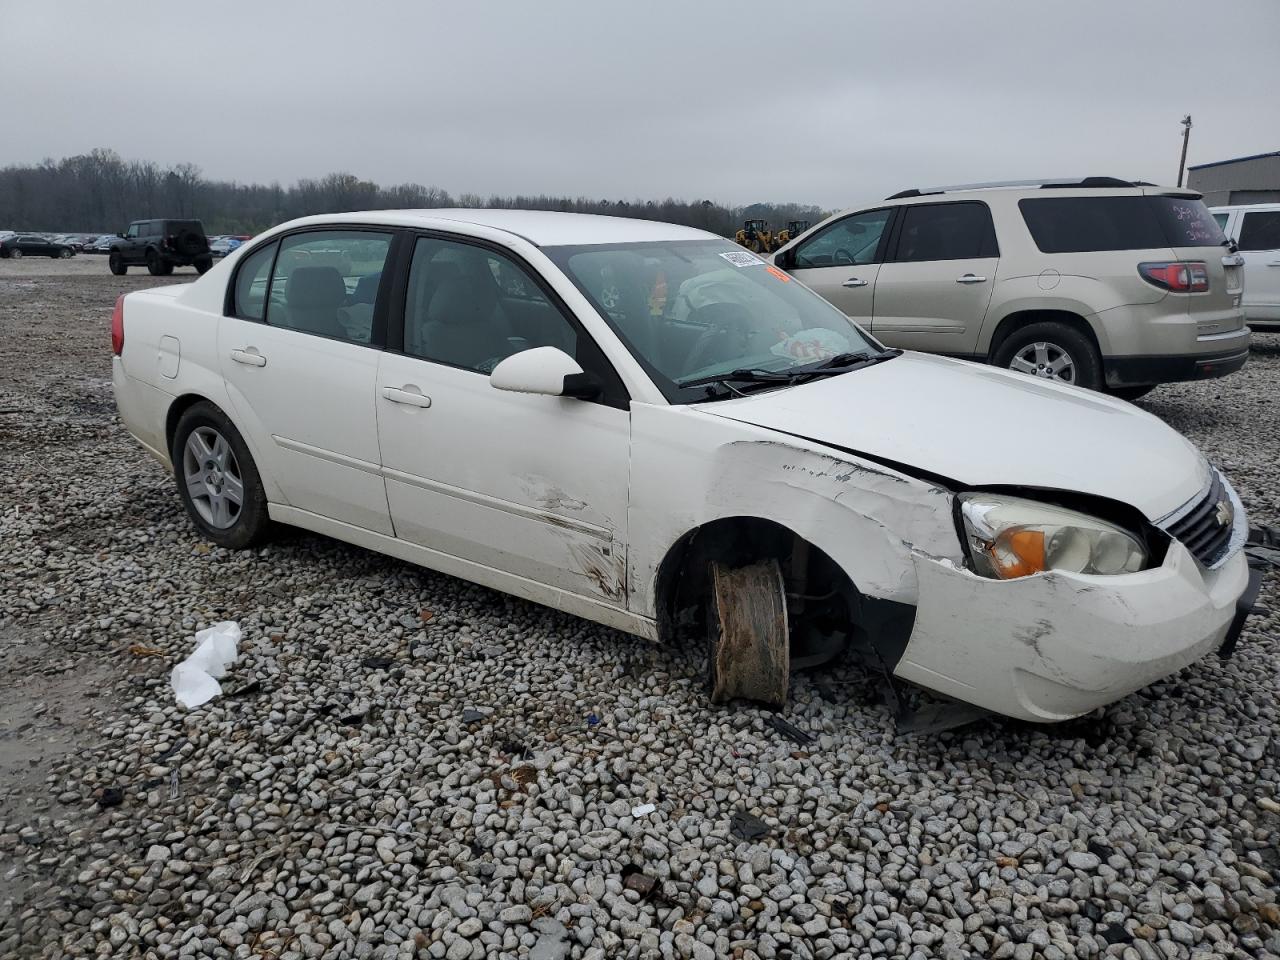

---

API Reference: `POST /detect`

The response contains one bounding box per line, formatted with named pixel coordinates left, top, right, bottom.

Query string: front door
left=218, top=228, right=396, bottom=534
left=871, top=200, right=999, bottom=356
left=376, top=234, right=631, bottom=604
left=781, top=208, right=893, bottom=329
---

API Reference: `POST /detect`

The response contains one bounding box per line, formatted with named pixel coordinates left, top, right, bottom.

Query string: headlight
left=958, top=494, right=1148, bottom=579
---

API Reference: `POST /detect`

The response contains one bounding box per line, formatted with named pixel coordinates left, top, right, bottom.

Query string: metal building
left=1187, top=151, right=1280, bottom=206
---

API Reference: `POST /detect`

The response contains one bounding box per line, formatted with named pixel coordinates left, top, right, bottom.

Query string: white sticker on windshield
left=718, top=250, right=766, bottom=268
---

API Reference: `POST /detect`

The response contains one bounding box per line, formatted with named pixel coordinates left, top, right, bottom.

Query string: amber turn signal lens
left=988, top=528, right=1046, bottom=579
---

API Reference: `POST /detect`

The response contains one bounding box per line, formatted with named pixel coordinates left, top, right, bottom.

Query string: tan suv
left=771, top=177, right=1249, bottom=399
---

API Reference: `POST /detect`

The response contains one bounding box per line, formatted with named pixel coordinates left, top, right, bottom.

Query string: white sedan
left=112, top=210, right=1256, bottom=722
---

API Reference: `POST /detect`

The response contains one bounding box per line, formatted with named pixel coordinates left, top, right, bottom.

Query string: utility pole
left=1177, top=114, right=1193, bottom=187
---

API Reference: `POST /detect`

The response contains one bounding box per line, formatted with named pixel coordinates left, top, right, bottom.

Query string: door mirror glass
left=490, top=346, right=599, bottom=399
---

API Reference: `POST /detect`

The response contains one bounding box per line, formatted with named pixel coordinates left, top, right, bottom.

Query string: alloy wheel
left=182, top=426, right=244, bottom=529
left=1009, top=341, right=1076, bottom=384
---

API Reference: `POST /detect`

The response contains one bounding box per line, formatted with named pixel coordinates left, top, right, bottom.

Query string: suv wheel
left=146, top=250, right=165, bottom=276
left=108, top=252, right=128, bottom=275
left=172, top=402, right=270, bottom=549
left=195, top=256, right=213, bottom=275
left=993, top=322, right=1102, bottom=391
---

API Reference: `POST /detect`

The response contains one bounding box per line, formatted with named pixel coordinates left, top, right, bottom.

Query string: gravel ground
left=1, top=256, right=1278, bottom=960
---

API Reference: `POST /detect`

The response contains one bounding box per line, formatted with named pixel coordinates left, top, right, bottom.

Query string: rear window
left=165, top=220, right=206, bottom=238
left=1019, top=196, right=1225, bottom=253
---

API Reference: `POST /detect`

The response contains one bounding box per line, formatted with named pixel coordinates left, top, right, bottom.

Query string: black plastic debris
left=461, top=709, right=486, bottom=724
left=1087, top=839, right=1115, bottom=862
left=1098, top=925, right=1131, bottom=946
left=730, top=809, right=770, bottom=841
left=98, top=787, right=124, bottom=810
left=500, top=740, right=531, bottom=760
left=1246, top=525, right=1280, bottom=570
left=360, top=656, right=394, bottom=670
left=765, top=715, right=816, bottom=746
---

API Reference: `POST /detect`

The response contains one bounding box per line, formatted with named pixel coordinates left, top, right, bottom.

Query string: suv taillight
left=111, top=295, right=125, bottom=356
left=1138, top=261, right=1209, bottom=293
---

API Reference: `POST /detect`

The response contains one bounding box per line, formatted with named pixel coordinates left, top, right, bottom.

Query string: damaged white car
left=112, top=210, right=1258, bottom=723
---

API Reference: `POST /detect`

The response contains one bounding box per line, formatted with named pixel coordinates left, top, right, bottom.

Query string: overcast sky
left=3, top=1, right=1277, bottom=210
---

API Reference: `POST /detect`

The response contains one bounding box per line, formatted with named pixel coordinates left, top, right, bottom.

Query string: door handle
left=230, top=348, right=267, bottom=367
left=841, top=277, right=868, bottom=288
left=382, top=386, right=432, bottom=408
left=956, top=274, right=987, bottom=284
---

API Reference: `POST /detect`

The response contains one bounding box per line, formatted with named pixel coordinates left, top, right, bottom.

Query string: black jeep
left=108, top=219, right=213, bottom=276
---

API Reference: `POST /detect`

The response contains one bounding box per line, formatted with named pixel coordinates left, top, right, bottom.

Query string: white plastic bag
left=171, top=621, right=241, bottom=708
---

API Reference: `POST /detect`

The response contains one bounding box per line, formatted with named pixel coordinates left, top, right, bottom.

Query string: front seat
left=419, top=274, right=514, bottom=371
left=284, top=267, right=347, bottom=338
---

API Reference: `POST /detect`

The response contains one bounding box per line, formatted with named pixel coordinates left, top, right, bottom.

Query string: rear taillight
left=111, top=295, right=125, bottom=356
left=1138, top=261, right=1209, bottom=293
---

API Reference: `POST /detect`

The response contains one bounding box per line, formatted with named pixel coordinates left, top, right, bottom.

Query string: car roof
left=272, top=209, right=718, bottom=247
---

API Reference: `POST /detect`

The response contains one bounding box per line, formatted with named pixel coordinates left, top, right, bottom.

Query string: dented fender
left=627, top=403, right=964, bottom=619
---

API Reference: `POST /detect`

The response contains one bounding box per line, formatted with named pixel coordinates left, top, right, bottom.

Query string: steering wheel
left=832, top=248, right=856, bottom=266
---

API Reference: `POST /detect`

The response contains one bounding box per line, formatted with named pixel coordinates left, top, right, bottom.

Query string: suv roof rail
left=885, top=177, right=1143, bottom=200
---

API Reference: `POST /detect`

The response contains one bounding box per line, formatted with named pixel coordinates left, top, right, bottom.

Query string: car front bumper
left=893, top=538, right=1252, bottom=723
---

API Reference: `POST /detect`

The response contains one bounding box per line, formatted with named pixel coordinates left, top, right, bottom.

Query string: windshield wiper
left=678, top=349, right=902, bottom=393
left=678, top=367, right=797, bottom=390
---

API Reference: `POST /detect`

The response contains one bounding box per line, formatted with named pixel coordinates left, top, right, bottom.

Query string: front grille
left=1162, top=472, right=1233, bottom=567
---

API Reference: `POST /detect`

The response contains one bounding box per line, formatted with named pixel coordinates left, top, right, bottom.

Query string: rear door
left=1235, top=208, right=1280, bottom=321
left=871, top=201, right=999, bottom=354
left=219, top=228, right=397, bottom=534
left=778, top=208, right=893, bottom=328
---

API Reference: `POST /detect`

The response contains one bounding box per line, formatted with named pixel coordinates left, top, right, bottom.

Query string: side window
left=893, top=202, right=998, bottom=262
left=1238, top=211, right=1280, bottom=251
left=126, top=224, right=140, bottom=239
left=793, top=210, right=892, bottom=268
left=403, top=237, right=578, bottom=375
left=265, top=231, right=392, bottom=344
left=1212, top=212, right=1230, bottom=231
left=233, top=241, right=279, bottom=321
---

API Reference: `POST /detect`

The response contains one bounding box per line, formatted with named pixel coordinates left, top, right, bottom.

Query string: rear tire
left=108, top=253, right=127, bottom=276
left=993, top=321, right=1102, bottom=391
left=1110, top=384, right=1157, bottom=402
left=195, top=256, right=213, bottom=275
left=171, top=402, right=270, bottom=550
left=159, top=260, right=174, bottom=276
left=59, top=248, right=73, bottom=259
left=146, top=251, right=164, bottom=276
left=9, top=248, right=22, bottom=260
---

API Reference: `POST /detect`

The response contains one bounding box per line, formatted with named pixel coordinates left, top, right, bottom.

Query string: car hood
left=695, top=352, right=1209, bottom=520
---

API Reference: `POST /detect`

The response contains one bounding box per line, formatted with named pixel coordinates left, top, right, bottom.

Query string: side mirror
left=117, top=232, right=125, bottom=239
left=489, top=346, right=600, bottom=400
left=775, top=247, right=795, bottom=270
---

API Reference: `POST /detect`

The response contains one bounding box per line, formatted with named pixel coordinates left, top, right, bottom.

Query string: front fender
left=627, top=404, right=962, bottom=619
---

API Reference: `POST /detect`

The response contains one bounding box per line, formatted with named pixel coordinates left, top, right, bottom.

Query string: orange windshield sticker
left=766, top=265, right=791, bottom=283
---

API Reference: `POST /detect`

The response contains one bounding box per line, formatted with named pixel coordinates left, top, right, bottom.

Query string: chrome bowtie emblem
left=1214, top=500, right=1233, bottom=527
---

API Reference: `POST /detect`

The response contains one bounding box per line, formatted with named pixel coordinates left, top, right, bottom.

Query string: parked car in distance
left=209, top=236, right=243, bottom=257
left=108, top=219, right=213, bottom=276
left=771, top=177, right=1248, bottom=400
left=51, top=234, right=85, bottom=252
left=1212, top=203, right=1280, bottom=330
left=88, top=234, right=117, bottom=253
left=112, top=210, right=1257, bottom=723
left=0, top=233, right=75, bottom=259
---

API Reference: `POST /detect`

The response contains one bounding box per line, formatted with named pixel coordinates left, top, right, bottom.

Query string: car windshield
left=545, top=239, right=880, bottom=402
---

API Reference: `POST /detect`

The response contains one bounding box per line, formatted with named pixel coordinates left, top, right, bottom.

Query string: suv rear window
left=1019, top=196, right=1225, bottom=253
left=165, top=219, right=206, bottom=238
